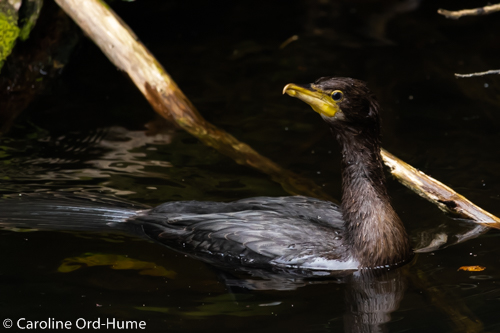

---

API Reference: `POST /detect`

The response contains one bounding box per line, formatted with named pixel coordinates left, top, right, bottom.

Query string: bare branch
left=438, top=4, right=500, bottom=20
left=382, top=149, right=500, bottom=228
left=455, top=69, right=500, bottom=78
left=279, top=35, right=299, bottom=49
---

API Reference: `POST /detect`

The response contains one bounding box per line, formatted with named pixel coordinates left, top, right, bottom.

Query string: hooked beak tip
left=283, top=83, right=296, bottom=96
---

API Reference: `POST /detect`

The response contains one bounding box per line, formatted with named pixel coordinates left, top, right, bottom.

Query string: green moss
left=18, top=0, right=43, bottom=41
left=0, top=12, right=20, bottom=72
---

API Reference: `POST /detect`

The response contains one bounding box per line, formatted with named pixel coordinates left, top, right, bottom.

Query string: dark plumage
left=313, top=78, right=411, bottom=267
left=0, top=77, right=412, bottom=274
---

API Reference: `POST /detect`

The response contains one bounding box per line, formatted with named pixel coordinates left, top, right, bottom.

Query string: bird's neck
left=335, top=126, right=411, bottom=268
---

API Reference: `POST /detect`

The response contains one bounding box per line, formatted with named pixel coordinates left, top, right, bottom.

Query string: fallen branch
left=438, top=4, right=500, bottom=19
left=455, top=69, right=500, bottom=78
left=382, top=149, right=500, bottom=228
left=55, top=0, right=500, bottom=228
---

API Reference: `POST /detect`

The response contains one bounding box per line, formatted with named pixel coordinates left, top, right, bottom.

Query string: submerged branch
left=455, top=69, right=500, bottom=78
left=55, top=0, right=500, bottom=228
left=438, top=4, right=500, bottom=19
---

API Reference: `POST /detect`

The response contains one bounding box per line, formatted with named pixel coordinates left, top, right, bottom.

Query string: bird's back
left=132, top=196, right=356, bottom=271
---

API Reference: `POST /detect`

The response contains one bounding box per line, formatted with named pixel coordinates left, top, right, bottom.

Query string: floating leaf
left=58, top=253, right=176, bottom=278
left=458, top=266, right=486, bottom=272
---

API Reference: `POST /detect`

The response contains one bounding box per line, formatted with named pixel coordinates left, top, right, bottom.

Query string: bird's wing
left=132, top=196, right=347, bottom=268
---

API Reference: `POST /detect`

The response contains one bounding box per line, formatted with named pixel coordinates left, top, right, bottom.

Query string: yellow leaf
left=458, top=266, right=486, bottom=272
left=58, top=253, right=176, bottom=278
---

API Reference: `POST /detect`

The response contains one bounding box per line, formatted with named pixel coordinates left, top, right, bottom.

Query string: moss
left=0, top=12, right=20, bottom=72
left=18, top=0, right=43, bottom=41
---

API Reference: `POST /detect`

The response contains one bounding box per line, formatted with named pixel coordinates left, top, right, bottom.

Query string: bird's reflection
left=205, top=262, right=409, bottom=332
left=343, top=268, right=407, bottom=333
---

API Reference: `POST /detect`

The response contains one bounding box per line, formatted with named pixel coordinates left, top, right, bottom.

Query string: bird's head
left=283, top=77, right=380, bottom=132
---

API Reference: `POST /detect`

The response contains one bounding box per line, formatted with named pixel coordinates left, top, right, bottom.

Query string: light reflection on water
left=5, top=127, right=173, bottom=180
left=0, top=127, right=177, bottom=196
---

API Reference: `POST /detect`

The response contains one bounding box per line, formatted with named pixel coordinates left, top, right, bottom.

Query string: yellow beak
left=283, top=83, right=340, bottom=117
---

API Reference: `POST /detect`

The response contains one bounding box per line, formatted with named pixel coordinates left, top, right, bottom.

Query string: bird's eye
left=331, top=90, right=344, bottom=102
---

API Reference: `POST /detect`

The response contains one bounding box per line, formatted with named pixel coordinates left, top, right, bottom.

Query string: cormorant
left=0, top=77, right=412, bottom=274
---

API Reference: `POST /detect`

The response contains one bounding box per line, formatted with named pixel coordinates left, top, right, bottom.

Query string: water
left=2, top=0, right=500, bottom=331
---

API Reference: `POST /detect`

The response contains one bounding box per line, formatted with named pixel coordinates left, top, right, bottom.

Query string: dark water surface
left=2, top=0, right=500, bottom=331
